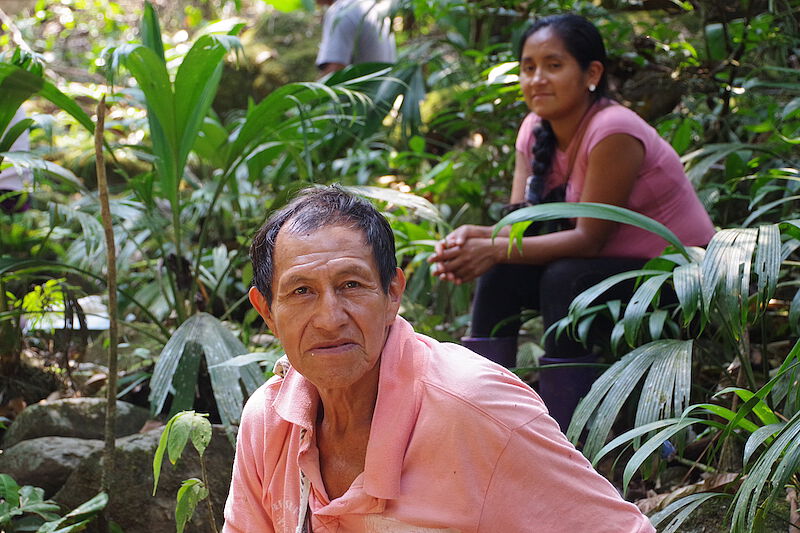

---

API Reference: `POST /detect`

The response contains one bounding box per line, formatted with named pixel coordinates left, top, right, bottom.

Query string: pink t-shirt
left=223, top=316, right=655, bottom=532
left=516, top=102, right=715, bottom=258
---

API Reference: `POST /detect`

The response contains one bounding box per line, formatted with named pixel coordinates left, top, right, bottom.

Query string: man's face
left=250, top=224, right=404, bottom=393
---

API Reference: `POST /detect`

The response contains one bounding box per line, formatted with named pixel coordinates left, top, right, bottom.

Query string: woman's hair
left=518, top=14, right=608, bottom=203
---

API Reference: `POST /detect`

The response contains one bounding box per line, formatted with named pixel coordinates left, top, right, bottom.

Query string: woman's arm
left=432, top=133, right=645, bottom=283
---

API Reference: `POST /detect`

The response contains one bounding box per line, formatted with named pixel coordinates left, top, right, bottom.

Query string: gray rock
left=55, top=425, right=234, bottom=533
left=2, top=398, right=149, bottom=448
left=0, top=437, right=103, bottom=496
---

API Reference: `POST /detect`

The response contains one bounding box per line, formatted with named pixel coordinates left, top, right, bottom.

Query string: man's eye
left=344, top=281, right=360, bottom=289
left=293, top=287, right=308, bottom=295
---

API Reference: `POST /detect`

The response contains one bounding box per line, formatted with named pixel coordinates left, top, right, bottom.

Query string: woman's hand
left=429, top=229, right=503, bottom=284
left=431, top=224, right=494, bottom=259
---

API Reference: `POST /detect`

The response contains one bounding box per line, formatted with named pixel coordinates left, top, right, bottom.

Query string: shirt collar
left=270, top=315, right=423, bottom=501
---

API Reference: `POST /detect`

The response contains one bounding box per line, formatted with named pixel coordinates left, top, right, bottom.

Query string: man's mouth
left=310, top=341, right=357, bottom=354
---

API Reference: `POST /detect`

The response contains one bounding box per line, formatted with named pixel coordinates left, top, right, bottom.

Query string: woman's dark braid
left=526, top=120, right=557, bottom=204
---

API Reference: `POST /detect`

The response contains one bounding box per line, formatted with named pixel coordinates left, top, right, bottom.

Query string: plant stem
left=96, top=94, right=119, bottom=497
left=200, top=454, right=219, bottom=533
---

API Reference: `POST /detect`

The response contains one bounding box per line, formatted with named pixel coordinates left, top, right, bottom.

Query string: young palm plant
left=495, top=202, right=800, bottom=531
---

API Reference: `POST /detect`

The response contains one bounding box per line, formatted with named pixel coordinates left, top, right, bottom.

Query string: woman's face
left=519, top=26, right=600, bottom=123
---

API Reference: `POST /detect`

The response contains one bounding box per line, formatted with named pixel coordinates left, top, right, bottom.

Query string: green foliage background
left=1, top=0, right=799, bottom=531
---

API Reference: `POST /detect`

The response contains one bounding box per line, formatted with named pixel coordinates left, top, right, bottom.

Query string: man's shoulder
left=240, top=375, right=282, bottom=422
left=415, top=337, right=548, bottom=430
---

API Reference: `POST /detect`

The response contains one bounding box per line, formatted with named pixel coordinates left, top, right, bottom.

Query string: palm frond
left=567, top=339, right=693, bottom=458
left=149, top=313, right=265, bottom=436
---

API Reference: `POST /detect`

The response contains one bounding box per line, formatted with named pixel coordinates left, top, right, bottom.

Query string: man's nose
left=311, top=289, right=348, bottom=331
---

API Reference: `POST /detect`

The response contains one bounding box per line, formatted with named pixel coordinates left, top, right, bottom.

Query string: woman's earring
left=589, top=83, right=596, bottom=92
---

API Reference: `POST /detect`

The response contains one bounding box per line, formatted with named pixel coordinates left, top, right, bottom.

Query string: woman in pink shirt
left=429, top=14, right=714, bottom=430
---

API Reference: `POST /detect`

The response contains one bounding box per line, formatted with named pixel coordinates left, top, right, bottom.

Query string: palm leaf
left=149, top=313, right=265, bottom=435
left=701, top=228, right=757, bottom=339
left=673, top=262, right=702, bottom=326
left=731, top=410, right=800, bottom=531
left=622, top=273, right=671, bottom=346
left=753, top=224, right=781, bottom=314
left=494, top=202, right=690, bottom=258
left=567, top=339, right=693, bottom=458
left=649, top=492, right=730, bottom=533
left=346, top=185, right=447, bottom=226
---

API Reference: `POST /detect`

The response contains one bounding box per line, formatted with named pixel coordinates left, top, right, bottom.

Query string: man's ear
left=387, top=267, right=406, bottom=314
left=249, top=286, right=277, bottom=335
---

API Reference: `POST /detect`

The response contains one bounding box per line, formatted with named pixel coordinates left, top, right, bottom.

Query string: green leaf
left=149, top=313, right=264, bottom=435
left=0, top=474, right=21, bottom=507
left=494, top=202, right=689, bottom=258
left=650, top=492, right=729, bottom=532
left=175, top=479, right=208, bottom=533
left=622, top=273, right=671, bottom=346
left=141, top=1, right=165, bottom=61
left=153, top=415, right=177, bottom=495
left=731, top=410, right=800, bottom=531
left=174, top=36, right=230, bottom=180
left=189, top=414, right=212, bottom=457
left=35, top=492, right=108, bottom=533
left=167, top=412, right=193, bottom=466
left=568, top=339, right=693, bottom=458
left=673, top=262, right=702, bottom=326
left=743, top=423, right=783, bottom=465
left=701, top=228, right=757, bottom=339
left=715, top=387, right=780, bottom=426
left=112, top=44, right=178, bottom=207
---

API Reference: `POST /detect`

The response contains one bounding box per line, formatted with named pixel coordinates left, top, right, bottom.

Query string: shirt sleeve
left=478, top=413, right=656, bottom=533
left=316, top=4, right=357, bottom=67
left=222, top=387, right=275, bottom=533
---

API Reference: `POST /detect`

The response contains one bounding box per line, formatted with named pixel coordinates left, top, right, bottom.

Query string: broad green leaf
left=681, top=143, right=752, bottom=185
left=152, top=415, right=177, bottom=495
left=174, top=36, right=230, bottom=178
left=0, top=117, right=34, bottom=154
left=623, top=422, right=697, bottom=493
left=752, top=224, right=780, bottom=315
left=188, top=414, right=212, bottom=457
left=175, top=479, right=208, bottom=533
left=494, top=203, right=689, bottom=258
left=167, top=412, right=193, bottom=466
left=593, top=417, right=703, bottom=466
left=149, top=313, right=264, bottom=435
left=0, top=474, right=21, bottom=507
left=141, top=1, right=165, bottom=61
left=112, top=44, right=178, bottom=206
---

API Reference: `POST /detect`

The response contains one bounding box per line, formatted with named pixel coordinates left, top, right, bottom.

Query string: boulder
left=55, top=425, right=234, bottom=533
left=0, top=436, right=103, bottom=496
left=1, top=398, right=149, bottom=448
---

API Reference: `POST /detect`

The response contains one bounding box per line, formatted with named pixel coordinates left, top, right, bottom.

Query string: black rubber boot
left=460, top=336, right=518, bottom=368
left=537, top=353, right=598, bottom=432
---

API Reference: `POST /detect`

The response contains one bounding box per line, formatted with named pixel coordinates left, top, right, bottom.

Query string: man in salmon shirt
left=223, top=185, right=655, bottom=532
